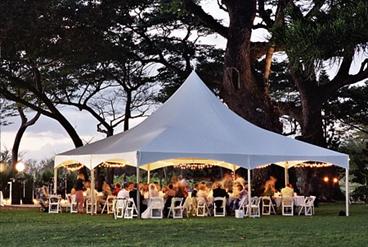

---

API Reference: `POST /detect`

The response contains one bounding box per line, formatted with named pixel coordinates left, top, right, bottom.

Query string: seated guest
left=213, top=182, right=229, bottom=198
left=212, top=182, right=229, bottom=212
left=141, top=184, right=162, bottom=219
left=197, top=183, right=209, bottom=204
left=163, top=184, right=177, bottom=217
left=102, top=181, right=112, bottom=199
left=175, top=185, right=187, bottom=198
left=234, top=173, right=246, bottom=187
left=117, top=183, right=130, bottom=199
left=85, top=180, right=98, bottom=198
left=112, top=183, right=121, bottom=196
left=263, top=176, right=277, bottom=197
left=191, top=183, right=199, bottom=198
left=230, top=184, right=247, bottom=211
left=281, top=183, right=294, bottom=198
left=165, top=184, right=176, bottom=198
left=70, top=186, right=76, bottom=195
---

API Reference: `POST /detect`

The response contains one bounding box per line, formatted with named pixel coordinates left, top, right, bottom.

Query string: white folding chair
left=85, top=196, right=97, bottom=214
left=167, top=197, right=184, bottom=219
left=48, top=195, right=61, bottom=214
left=310, top=196, right=316, bottom=215
left=69, top=194, right=78, bottom=213
left=149, top=197, right=164, bottom=219
left=298, top=196, right=314, bottom=216
left=282, top=197, right=294, bottom=216
left=124, top=198, right=138, bottom=219
left=113, top=198, right=127, bottom=219
left=196, top=197, right=209, bottom=217
left=238, top=196, right=248, bottom=213
left=101, top=195, right=115, bottom=214
left=261, top=196, right=276, bottom=215
left=213, top=197, right=226, bottom=217
left=246, top=196, right=261, bottom=218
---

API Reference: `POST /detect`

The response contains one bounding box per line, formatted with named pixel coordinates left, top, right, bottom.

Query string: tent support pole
left=345, top=168, right=349, bottom=216
left=136, top=166, right=140, bottom=218
left=285, top=162, right=289, bottom=187
left=91, top=168, right=95, bottom=215
left=247, top=156, right=251, bottom=217
left=147, top=164, right=150, bottom=184
left=53, top=168, right=57, bottom=194
left=247, top=169, right=251, bottom=217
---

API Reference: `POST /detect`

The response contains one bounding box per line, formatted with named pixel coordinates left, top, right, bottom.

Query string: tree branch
left=182, top=0, right=228, bottom=38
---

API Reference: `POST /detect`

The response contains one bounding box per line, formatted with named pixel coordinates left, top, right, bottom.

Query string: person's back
left=117, top=184, right=130, bottom=199
left=213, top=187, right=228, bottom=198
left=281, top=185, right=294, bottom=198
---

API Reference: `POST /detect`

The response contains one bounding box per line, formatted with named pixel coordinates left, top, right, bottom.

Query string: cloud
left=1, top=108, right=145, bottom=161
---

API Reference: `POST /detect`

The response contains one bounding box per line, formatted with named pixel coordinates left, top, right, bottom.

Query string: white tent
left=54, top=71, right=350, bottom=216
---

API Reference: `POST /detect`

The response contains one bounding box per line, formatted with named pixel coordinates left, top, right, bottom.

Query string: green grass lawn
left=0, top=203, right=367, bottom=247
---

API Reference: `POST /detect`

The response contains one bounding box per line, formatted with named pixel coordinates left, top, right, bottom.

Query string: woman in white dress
left=141, top=184, right=162, bottom=218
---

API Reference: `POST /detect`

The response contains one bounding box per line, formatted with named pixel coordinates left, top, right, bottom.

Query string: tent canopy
left=55, top=71, right=349, bottom=171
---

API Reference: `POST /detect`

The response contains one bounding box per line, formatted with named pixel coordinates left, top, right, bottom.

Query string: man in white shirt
left=117, top=183, right=130, bottom=199
left=281, top=183, right=294, bottom=198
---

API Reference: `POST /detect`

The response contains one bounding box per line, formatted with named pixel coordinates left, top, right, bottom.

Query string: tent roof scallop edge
left=54, top=71, right=349, bottom=170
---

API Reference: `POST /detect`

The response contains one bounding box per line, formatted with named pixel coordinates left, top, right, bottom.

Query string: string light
left=323, top=176, right=329, bottom=183
left=255, top=162, right=333, bottom=169
left=174, top=163, right=213, bottom=170
left=65, top=163, right=84, bottom=172
left=100, top=162, right=126, bottom=168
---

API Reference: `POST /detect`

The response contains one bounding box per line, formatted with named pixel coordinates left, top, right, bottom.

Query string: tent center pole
left=345, top=168, right=349, bottom=216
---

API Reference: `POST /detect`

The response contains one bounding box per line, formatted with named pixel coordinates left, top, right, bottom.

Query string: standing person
left=129, top=183, right=145, bottom=213
left=75, top=172, right=85, bottom=213
left=222, top=173, right=234, bottom=193
left=263, top=176, right=277, bottom=196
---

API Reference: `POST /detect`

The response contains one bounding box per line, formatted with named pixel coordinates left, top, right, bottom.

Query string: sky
left=0, top=1, right=366, bottom=162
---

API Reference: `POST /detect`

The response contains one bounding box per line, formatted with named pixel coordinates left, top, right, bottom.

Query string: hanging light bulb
left=16, top=161, right=26, bottom=172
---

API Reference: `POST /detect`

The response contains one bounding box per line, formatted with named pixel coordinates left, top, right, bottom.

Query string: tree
left=182, top=0, right=286, bottom=132
left=11, top=105, right=40, bottom=169
left=0, top=0, right=84, bottom=148
left=272, top=0, right=368, bottom=145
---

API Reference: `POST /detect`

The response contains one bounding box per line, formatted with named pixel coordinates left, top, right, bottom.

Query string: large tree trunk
left=12, top=107, right=40, bottom=170
left=221, top=0, right=282, bottom=132
left=123, top=90, right=132, bottom=132
left=292, top=71, right=326, bottom=146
